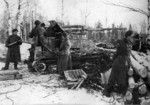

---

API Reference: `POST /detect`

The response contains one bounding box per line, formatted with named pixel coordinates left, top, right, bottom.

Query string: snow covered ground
left=0, top=67, right=120, bottom=105
left=0, top=43, right=121, bottom=105
left=20, top=43, right=31, bottom=60
left=0, top=43, right=127, bottom=105
left=0, top=43, right=150, bottom=105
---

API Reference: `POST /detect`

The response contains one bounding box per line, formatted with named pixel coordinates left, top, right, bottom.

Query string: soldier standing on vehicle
left=29, top=20, right=44, bottom=46
left=2, top=29, right=22, bottom=70
left=41, top=23, right=46, bottom=30
left=29, top=20, right=45, bottom=60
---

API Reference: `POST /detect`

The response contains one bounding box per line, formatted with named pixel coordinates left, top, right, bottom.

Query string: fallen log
left=125, top=89, right=133, bottom=101
left=140, top=98, right=150, bottom=105
left=128, top=68, right=133, bottom=76
left=0, top=74, right=22, bottom=81
left=0, top=75, right=15, bottom=81
left=138, top=84, right=147, bottom=95
left=128, top=77, right=137, bottom=89
left=0, top=70, right=22, bottom=81
left=130, top=55, right=148, bottom=78
left=0, top=70, right=19, bottom=75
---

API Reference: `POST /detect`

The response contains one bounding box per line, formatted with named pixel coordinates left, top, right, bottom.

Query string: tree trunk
left=138, top=84, right=147, bottom=95
left=8, top=16, right=12, bottom=35
left=130, top=55, right=148, bottom=78
left=16, top=0, right=21, bottom=37
left=148, top=0, right=150, bottom=36
left=3, top=0, right=12, bottom=35
left=0, top=70, right=19, bottom=75
left=125, top=89, right=133, bottom=101
left=128, top=77, right=136, bottom=89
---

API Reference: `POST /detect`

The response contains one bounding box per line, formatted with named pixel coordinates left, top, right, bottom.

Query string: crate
left=0, top=70, right=22, bottom=81
left=64, top=69, right=87, bottom=89
left=64, top=69, right=87, bottom=81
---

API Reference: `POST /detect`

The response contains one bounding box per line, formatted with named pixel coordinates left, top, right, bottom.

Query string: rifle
left=7, top=40, right=22, bottom=47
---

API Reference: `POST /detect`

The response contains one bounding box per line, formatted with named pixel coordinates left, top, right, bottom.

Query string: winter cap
left=12, top=29, right=18, bottom=32
left=125, top=31, right=134, bottom=38
left=34, top=20, right=41, bottom=26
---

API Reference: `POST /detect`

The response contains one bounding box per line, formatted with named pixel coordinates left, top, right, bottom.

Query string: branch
left=85, top=12, right=90, bottom=18
left=103, top=1, right=148, bottom=17
left=3, top=0, right=9, bottom=8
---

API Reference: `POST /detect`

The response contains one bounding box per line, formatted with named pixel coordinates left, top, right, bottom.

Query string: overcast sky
left=0, top=0, right=148, bottom=31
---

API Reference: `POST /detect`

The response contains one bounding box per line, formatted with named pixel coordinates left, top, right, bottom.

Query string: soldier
left=41, top=23, right=46, bottom=37
left=41, top=23, right=46, bottom=30
left=29, top=20, right=45, bottom=60
left=29, top=20, right=43, bottom=46
left=132, top=33, right=141, bottom=52
left=46, top=20, right=63, bottom=48
left=2, top=29, right=22, bottom=70
left=57, top=33, right=72, bottom=79
left=140, top=37, right=150, bottom=55
left=104, top=31, right=134, bottom=97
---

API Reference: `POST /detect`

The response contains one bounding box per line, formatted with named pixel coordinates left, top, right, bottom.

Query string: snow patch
left=0, top=62, right=4, bottom=70
left=20, top=43, right=31, bottom=60
left=0, top=68, right=122, bottom=105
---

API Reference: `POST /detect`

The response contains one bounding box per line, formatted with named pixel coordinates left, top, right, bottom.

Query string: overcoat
left=57, top=38, right=72, bottom=75
left=5, top=34, right=22, bottom=63
left=107, top=38, right=132, bottom=94
left=29, top=25, right=44, bottom=46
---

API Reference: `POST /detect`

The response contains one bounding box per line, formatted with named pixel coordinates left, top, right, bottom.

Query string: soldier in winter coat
left=57, top=33, right=72, bottom=79
left=29, top=20, right=45, bottom=60
left=29, top=20, right=44, bottom=46
left=104, top=31, right=134, bottom=97
left=2, top=29, right=22, bottom=70
left=140, top=38, right=150, bottom=55
left=132, top=33, right=141, bottom=52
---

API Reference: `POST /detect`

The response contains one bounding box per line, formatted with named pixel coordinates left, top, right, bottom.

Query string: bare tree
left=80, top=0, right=90, bottom=26
left=3, top=0, right=9, bottom=8
left=3, top=0, right=12, bottom=35
left=95, top=20, right=103, bottom=29
left=16, top=0, right=22, bottom=36
left=84, top=0, right=90, bottom=26
left=139, top=20, right=147, bottom=34
left=129, top=24, right=132, bottom=31
left=61, top=0, right=64, bottom=25
left=103, top=0, right=150, bottom=36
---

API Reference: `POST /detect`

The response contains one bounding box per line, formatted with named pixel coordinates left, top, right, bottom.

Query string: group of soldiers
left=2, top=20, right=72, bottom=79
left=1, top=20, right=150, bottom=101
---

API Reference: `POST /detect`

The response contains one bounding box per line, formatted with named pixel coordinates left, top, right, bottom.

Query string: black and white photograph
left=0, top=0, right=150, bottom=105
